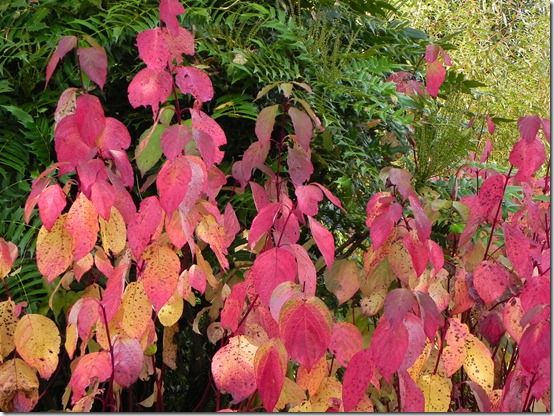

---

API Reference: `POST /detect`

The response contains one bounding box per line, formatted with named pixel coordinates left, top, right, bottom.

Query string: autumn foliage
left=0, top=0, right=550, bottom=412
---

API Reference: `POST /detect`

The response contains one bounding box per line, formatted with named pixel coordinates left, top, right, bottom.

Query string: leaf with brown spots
left=36, top=214, right=74, bottom=282
left=140, top=243, right=180, bottom=311
left=0, top=300, right=16, bottom=361
left=417, top=374, right=452, bottom=411
left=120, top=281, right=152, bottom=339
left=99, top=207, right=127, bottom=256
left=463, top=334, right=494, bottom=392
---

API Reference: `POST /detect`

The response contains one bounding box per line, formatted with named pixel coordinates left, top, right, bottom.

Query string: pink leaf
left=268, top=281, right=303, bottom=321
left=313, top=183, right=345, bottom=211
left=284, top=244, right=316, bottom=297
left=478, top=311, right=505, bottom=345
left=288, top=107, right=312, bottom=151
left=251, top=247, right=297, bottom=305
left=287, top=144, right=312, bottom=185
left=398, top=371, right=424, bottom=411
left=65, top=193, right=99, bottom=261
left=45, top=36, right=78, bottom=86
left=272, top=207, right=300, bottom=246
left=191, top=109, right=226, bottom=166
left=38, top=184, right=66, bottom=231
left=188, top=265, right=207, bottom=294
left=388, top=168, right=416, bottom=200
left=255, top=105, right=279, bottom=143
left=90, top=181, right=115, bottom=220
left=370, top=317, right=408, bottom=382
left=163, top=27, right=195, bottom=63
left=308, top=217, right=334, bottom=268
left=159, top=0, right=185, bottom=36
left=384, top=288, right=417, bottom=327
left=137, top=28, right=170, bottom=70
left=517, top=115, right=542, bottom=141
left=409, top=195, right=431, bottom=241
left=503, top=223, right=533, bottom=278
left=415, top=291, right=442, bottom=340
left=75, top=94, right=105, bottom=148
left=77, top=47, right=107, bottom=90
left=221, top=282, right=247, bottom=332
left=175, top=66, right=214, bottom=103
left=128, top=67, right=172, bottom=118
left=231, top=140, right=270, bottom=187
left=427, top=240, right=444, bottom=274
left=486, top=115, right=496, bottom=134
left=254, top=339, right=287, bottom=411
left=478, top=174, right=506, bottom=221
left=128, top=196, right=163, bottom=259
left=98, top=118, right=131, bottom=152
left=250, top=182, right=270, bottom=211
left=161, top=124, right=191, bottom=160
left=365, top=193, right=403, bottom=250
left=403, top=232, right=429, bottom=277
left=211, top=336, right=258, bottom=403
left=342, top=348, right=374, bottom=411
left=295, top=185, right=323, bottom=217
left=424, top=44, right=440, bottom=63
left=425, top=59, right=446, bottom=98
left=54, top=115, right=96, bottom=172
left=248, top=202, right=280, bottom=248
left=156, top=155, right=192, bottom=215
left=479, top=139, right=493, bottom=163
left=473, top=261, right=510, bottom=305
left=329, top=322, right=362, bottom=367
left=400, top=314, right=426, bottom=371
left=113, top=338, right=143, bottom=387
left=519, top=321, right=550, bottom=373
left=108, top=150, right=134, bottom=188
left=279, top=297, right=332, bottom=370
left=541, top=118, right=550, bottom=142
left=509, top=137, right=546, bottom=183
left=69, top=352, right=112, bottom=404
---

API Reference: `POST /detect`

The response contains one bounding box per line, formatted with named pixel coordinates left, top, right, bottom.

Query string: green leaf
left=136, top=124, right=165, bottom=176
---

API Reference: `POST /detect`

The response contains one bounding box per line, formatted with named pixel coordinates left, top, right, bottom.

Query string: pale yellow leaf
left=36, top=215, right=74, bottom=282
left=14, top=314, right=60, bottom=380
left=275, top=377, right=306, bottom=410
left=310, top=376, right=342, bottom=412
left=417, top=374, right=452, bottom=412
left=463, top=334, right=494, bottom=392
left=0, top=300, right=16, bottom=361
left=120, top=282, right=152, bottom=339
left=157, top=294, right=183, bottom=327
left=99, top=207, right=127, bottom=256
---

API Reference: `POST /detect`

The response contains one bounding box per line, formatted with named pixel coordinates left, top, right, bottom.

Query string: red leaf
left=365, top=193, right=402, bottom=250
left=284, top=244, right=316, bottom=297
left=308, top=217, right=334, bottom=268
left=108, top=150, right=134, bottom=188
left=221, top=282, right=247, bottom=332
left=288, top=107, right=312, bottom=151
left=400, top=314, right=426, bottom=370
left=427, top=240, right=444, bottom=274
left=509, top=137, right=546, bottom=183
left=479, top=139, right=493, bottom=163
left=295, top=185, right=323, bottom=217
left=287, top=144, right=313, bottom=185
left=175, top=66, right=213, bottom=103
left=159, top=0, right=185, bottom=36
left=473, top=261, right=510, bottom=305
left=251, top=247, right=297, bottom=305
left=424, top=44, right=440, bottom=63
left=329, top=322, right=362, bottom=367
left=254, top=339, right=287, bottom=411
left=45, top=36, right=77, bottom=87
left=541, top=118, right=550, bottom=142
left=75, top=94, right=105, bottom=148
left=503, top=223, right=533, bottom=278
left=384, top=288, right=417, bottom=327
left=128, top=196, right=163, bottom=259
left=403, top=232, right=429, bottom=277
left=156, top=155, right=192, bottom=215
left=38, top=184, right=66, bottom=231
left=191, top=109, right=226, bottom=166
left=478, top=311, right=505, bottom=345
left=137, top=28, right=170, bottom=70
left=69, top=352, right=112, bottom=404
left=272, top=207, right=300, bottom=246
left=342, top=348, right=374, bottom=411
left=255, top=105, right=279, bottom=143
left=478, top=174, right=506, bottom=221
left=313, top=183, right=345, bottom=211
left=279, top=297, right=332, bottom=370
left=248, top=202, right=280, bottom=248
left=231, top=140, right=270, bottom=187
left=98, top=118, right=131, bottom=152
left=517, top=115, right=542, bottom=141
left=128, top=67, right=172, bottom=118
left=425, top=59, right=446, bottom=98
left=370, top=317, right=408, bottom=382
left=113, top=338, right=143, bottom=387
left=77, top=47, right=107, bottom=90
left=415, top=291, right=442, bottom=340
left=399, top=371, right=424, bottom=411
left=409, top=195, right=431, bottom=241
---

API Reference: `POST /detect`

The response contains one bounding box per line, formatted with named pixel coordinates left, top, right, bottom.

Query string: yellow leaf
left=162, top=324, right=178, bottom=370
left=0, top=358, right=39, bottom=412
left=121, top=282, right=152, bottom=339
left=157, top=294, right=183, bottom=327
left=417, top=374, right=452, bottom=412
left=275, top=378, right=306, bottom=410
left=289, top=400, right=313, bottom=412
left=36, top=215, right=74, bottom=282
left=14, top=314, right=60, bottom=380
left=324, top=259, right=360, bottom=305
left=65, top=323, right=78, bottom=359
left=296, top=355, right=327, bottom=396
left=310, top=376, right=342, bottom=412
left=463, top=334, right=494, bottom=392
left=0, top=300, right=16, bottom=362
left=99, top=207, right=127, bottom=256
left=408, top=340, right=432, bottom=381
